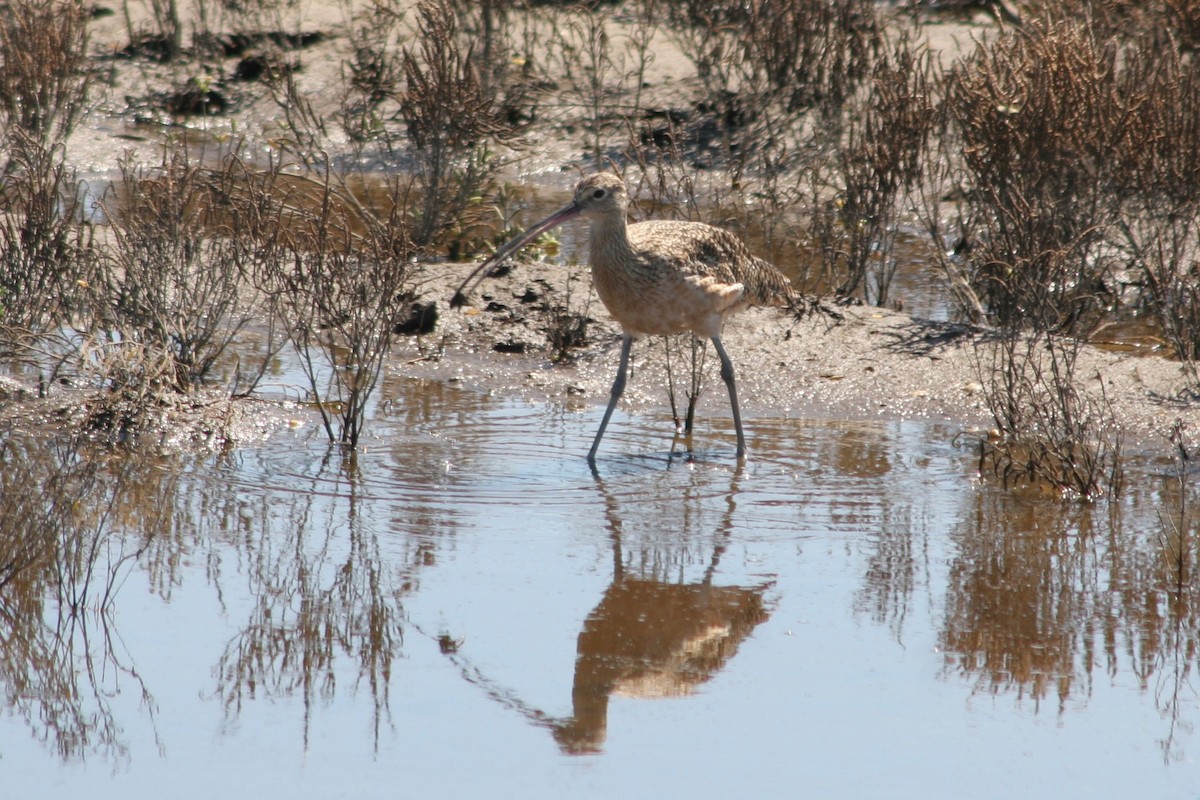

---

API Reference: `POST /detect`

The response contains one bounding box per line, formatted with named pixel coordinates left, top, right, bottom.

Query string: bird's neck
left=588, top=211, right=632, bottom=265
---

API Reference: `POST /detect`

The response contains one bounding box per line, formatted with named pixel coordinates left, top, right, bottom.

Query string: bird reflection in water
left=552, top=572, right=771, bottom=754
left=439, top=466, right=772, bottom=754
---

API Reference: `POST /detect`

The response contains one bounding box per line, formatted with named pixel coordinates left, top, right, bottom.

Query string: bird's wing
left=628, top=221, right=747, bottom=283
left=629, top=221, right=792, bottom=306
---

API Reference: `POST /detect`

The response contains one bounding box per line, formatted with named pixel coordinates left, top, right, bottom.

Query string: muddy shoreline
left=393, top=256, right=1199, bottom=456
left=9, top=249, right=1192, bottom=456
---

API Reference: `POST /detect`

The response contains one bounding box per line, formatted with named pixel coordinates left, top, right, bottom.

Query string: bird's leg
left=663, top=336, right=681, bottom=431
left=588, top=334, right=634, bottom=465
left=685, top=336, right=706, bottom=435
left=710, top=336, right=746, bottom=460
left=668, top=421, right=695, bottom=465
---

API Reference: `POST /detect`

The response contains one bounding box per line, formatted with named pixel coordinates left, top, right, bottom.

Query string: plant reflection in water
left=0, top=431, right=173, bottom=761
left=3, top=405, right=1200, bottom=775
left=210, top=449, right=410, bottom=752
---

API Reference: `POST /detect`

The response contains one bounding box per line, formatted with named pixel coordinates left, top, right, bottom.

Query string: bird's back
left=626, top=220, right=793, bottom=308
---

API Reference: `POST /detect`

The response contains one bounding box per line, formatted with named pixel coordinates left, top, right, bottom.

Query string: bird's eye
left=591, top=188, right=606, bottom=199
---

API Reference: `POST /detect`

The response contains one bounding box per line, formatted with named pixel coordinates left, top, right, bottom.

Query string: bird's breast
left=591, top=258, right=745, bottom=338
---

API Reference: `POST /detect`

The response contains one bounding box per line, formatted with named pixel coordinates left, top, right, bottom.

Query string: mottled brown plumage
left=452, top=172, right=794, bottom=464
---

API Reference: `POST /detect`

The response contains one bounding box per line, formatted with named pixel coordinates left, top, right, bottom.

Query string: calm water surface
left=3, top=374, right=1199, bottom=799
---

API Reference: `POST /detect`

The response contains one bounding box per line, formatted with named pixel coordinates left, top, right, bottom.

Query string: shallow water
left=3, top=375, right=1200, bottom=799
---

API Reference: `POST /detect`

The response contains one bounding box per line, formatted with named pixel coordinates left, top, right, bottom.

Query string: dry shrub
left=924, top=14, right=1142, bottom=499
left=283, top=0, right=518, bottom=256
left=739, top=0, right=881, bottom=117
left=1112, top=37, right=1200, bottom=388
left=251, top=166, right=412, bottom=447
left=1115, top=38, right=1200, bottom=206
left=235, top=0, right=525, bottom=447
left=542, top=285, right=594, bottom=363
left=931, top=10, right=1200, bottom=390
left=976, top=329, right=1122, bottom=499
left=341, top=5, right=405, bottom=144
left=530, top=0, right=655, bottom=167
left=0, top=0, right=91, bottom=145
left=127, top=0, right=185, bottom=61
left=261, top=7, right=501, bottom=447
left=98, top=143, right=261, bottom=393
left=1031, top=0, right=1200, bottom=48
left=1164, top=0, right=1200, bottom=48
left=70, top=141, right=292, bottom=440
left=544, top=1, right=621, bottom=164
left=666, top=0, right=881, bottom=159
left=1123, top=196, right=1200, bottom=390
left=667, top=0, right=879, bottom=113
left=444, top=0, right=522, bottom=95
left=0, top=0, right=96, bottom=348
left=830, top=31, right=936, bottom=305
left=0, top=133, right=96, bottom=341
left=663, top=335, right=708, bottom=435
left=642, top=0, right=899, bottom=299
left=400, top=1, right=516, bottom=247
left=662, top=0, right=751, bottom=173
left=943, top=16, right=1128, bottom=334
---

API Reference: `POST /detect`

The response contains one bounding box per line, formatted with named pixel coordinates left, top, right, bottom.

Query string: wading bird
left=452, top=172, right=794, bottom=465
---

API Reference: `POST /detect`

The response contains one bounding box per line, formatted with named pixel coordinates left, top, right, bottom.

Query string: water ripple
left=203, top=391, right=976, bottom=543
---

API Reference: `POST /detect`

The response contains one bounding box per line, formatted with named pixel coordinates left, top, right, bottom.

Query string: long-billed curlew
left=452, top=172, right=794, bottom=464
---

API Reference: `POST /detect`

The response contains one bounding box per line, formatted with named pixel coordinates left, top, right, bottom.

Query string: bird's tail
left=745, top=255, right=796, bottom=308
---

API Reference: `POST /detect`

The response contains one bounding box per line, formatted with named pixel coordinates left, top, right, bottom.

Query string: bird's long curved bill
left=450, top=200, right=583, bottom=308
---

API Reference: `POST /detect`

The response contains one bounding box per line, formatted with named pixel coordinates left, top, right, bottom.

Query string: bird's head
left=450, top=172, right=628, bottom=308
left=573, top=172, right=628, bottom=218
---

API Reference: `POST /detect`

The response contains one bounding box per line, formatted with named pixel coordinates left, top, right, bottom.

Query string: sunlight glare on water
left=2, top=378, right=1199, bottom=799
